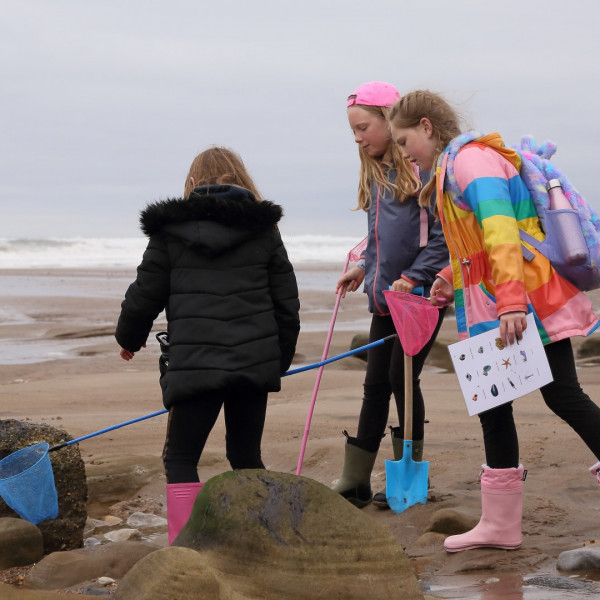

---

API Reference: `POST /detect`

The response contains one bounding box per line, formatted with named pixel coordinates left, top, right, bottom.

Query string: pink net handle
left=383, top=290, right=441, bottom=356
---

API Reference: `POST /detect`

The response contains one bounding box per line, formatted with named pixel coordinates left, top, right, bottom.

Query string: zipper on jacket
left=371, top=184, right=386, bottom=315
left=438, top=155, right=471, bottom=336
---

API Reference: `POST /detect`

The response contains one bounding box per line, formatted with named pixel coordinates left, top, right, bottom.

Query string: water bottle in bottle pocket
left=546, top=179, right=588, bottom=267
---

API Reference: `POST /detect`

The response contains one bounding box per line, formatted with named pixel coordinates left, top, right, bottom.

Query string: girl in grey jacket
left=333, top=81, right=448, bottom=509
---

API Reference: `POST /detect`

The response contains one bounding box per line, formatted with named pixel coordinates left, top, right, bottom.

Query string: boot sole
left=347, top=496, right=373, bottom=509
left=445, top=541, right=522, bottom=552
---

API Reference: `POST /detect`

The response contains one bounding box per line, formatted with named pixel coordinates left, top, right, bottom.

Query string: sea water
left=0, top=235, right=364, bottom=270
left=0, top=235, right=369, bottom=365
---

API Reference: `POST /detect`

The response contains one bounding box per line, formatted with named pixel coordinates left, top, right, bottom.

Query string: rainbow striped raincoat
left=436, top=132, right=598, bottom=343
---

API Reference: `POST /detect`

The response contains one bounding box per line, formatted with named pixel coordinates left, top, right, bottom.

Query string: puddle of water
left=0, top=335, right=112, bottom=365
left=424, top=572, right=600, bottom=599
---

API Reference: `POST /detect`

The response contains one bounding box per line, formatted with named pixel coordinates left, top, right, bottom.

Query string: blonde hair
left=353, top=105, right=421, bottom=211
left=184, top=146, right=263, bottom=201
left=388, top=90, right=462, bottom=207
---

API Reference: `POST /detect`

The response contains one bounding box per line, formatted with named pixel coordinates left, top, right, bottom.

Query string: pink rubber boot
left=444, top=465, right=525, bottom=552
left=166, top=482, right=203, bottom=545
left=590, top=461, right=600, bottom=486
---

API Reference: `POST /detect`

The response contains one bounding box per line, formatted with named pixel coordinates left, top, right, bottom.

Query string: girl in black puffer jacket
left=115, top=147, right=300, bottom=544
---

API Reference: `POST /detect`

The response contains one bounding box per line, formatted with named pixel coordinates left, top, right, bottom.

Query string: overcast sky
left=2, top=0, right=599, bottom=240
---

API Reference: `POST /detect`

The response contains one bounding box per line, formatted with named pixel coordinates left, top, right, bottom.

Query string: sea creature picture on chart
left=448, top=313, right=553, bottom=416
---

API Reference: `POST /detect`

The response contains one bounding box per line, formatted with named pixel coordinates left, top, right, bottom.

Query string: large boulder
left=0, top=517, right=43, bottom=569
left=0, top=420, right=87, bottom=554
left=117, top=470, right=424, bottom=600
left=85, top=455, right=164, bottom=516
left=23, top=540, right=159, bottom=591
left=0, top=583, right=75, bottom=599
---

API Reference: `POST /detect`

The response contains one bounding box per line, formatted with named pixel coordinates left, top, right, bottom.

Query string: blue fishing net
left=0, top=442, right=58, bottom=524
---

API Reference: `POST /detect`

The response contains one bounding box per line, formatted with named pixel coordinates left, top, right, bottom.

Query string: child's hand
left=336, top=266, right=365, bottom=298
left=430, top=277, right=454, bottom=306
left=499, top=311, right=527, bottom=345
left=120, top=348, right=135, bottom=361
left=119, top=343, right=145, bottom=361
left=390, top=278, right=414, bottom=293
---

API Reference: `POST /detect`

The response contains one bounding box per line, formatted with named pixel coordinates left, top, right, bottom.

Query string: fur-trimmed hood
left=139, top=184, right=283, bottom=256
left=140, top=184, right=282, bottom=235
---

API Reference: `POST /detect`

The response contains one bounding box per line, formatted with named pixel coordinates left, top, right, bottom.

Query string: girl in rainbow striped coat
left=388, top=90, right=600, bottom=553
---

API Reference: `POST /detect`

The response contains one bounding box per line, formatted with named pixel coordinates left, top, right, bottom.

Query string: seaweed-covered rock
left=0, top=420, right=87, bottom=553
left=118, top=469, right=423, bottom=600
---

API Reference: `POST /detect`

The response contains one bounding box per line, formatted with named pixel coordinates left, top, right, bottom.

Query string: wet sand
left=1, top=266, right=600, bottom=599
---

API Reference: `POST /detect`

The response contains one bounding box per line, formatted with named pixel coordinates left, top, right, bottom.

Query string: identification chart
left=448, top=313, right=553, bottom=416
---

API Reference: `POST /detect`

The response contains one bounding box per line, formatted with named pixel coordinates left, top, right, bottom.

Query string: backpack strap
left=419, top=207, right=428, bottom=248
left=438, top=131, right=485, bottom=206
left=439, top=131, right=546, bottom=265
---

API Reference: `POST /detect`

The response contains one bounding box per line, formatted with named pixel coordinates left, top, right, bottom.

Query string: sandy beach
left=2, top=265, right=600, bottom=599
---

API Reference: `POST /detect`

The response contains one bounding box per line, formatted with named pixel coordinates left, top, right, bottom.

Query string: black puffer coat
left=115, top=185, right=300, bottom=409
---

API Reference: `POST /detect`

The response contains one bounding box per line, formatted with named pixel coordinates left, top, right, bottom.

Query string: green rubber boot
left=332, top=431, right=378, bottom=508
left=373, top=429, right=424, bottom=509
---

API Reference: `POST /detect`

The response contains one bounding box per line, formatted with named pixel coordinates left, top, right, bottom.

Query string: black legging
left=479, top=337, right=600, bottom=468
left=356, top=309, right=446, bottom=452
left=163, top=387, right=268, bottom=484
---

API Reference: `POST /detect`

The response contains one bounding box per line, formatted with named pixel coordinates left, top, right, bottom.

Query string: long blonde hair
left=184, top=146, right=263, bottom=201
left=353, top=105, right=421, bottom=211
left=388, top=91, right=462, bottom=207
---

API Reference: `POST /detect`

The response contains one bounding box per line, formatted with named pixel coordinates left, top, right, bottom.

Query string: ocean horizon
left=0, top=235, right=371, bottom=365
left=0, top=235, right=365, bottom=270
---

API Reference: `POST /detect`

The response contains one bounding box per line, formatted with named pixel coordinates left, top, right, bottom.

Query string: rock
left=115, top=547, right=234, bottom=600
left=126, top=512, right=167, bottom=528
left=0, top=517, right=43, bottom=569
left=424, top=340, right=455, bottom=373
left=135, top=469, right=423, bottom=600
left=425, top=508, right=478, bottom=536
left=83, top=537, right=102, bottom=547
left=0, top=582, right=75, bottom=599
left=85, top=455, right=163, bottom=516
left=99, top=515, right=123, bottom=526
left=104, top=528, right=141, bottom=542
left=557, top=542, right=600, bottom=571
left=577, top=337, right=600, bottom=359
left=0, top=420, right=87, bottom=554
left=349, top=334, right=455, bottom=372
left=23, top=540, right=158, bottom=591
left=350, top=333, right=369, bottom=361
left=524, top=574, right=592, bottom=590
left=412, top=531, right=446, bottom=549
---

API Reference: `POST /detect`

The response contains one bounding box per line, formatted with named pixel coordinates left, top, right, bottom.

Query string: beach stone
left=0, top=419, right=87, bottom=554
left=23, top=540, right=159, bottom=590
left=0, top=582, right=74, bottom=599
left=0, top=517, right=43, bottom=568
left=350, top=334, right=455, bottom=372
left=85, top=455, right=163, bottom=516
left=412, top=530, right=446, bottom=549
left=577, top=336, right=600, bottom=359
left=103, top=528, right=141, bottom=542
left=126, top=511, right=166, bottom=528
left=115, top=547, right=234, bottom=599
left=425, top=508, right=478, bottom=535
left=161, top=469, right=424, bottom=600
left=524, top=574, right=592, bottom=590
left=350, top=332, right=369, bottom=361
left=445, top=549, right=517, bottom=573
left=424, top=339, right=455, bottom=373
left=557, top=543, right=600, bottom=571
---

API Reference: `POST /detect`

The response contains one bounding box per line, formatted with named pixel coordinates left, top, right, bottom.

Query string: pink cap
left=347, top=81, right=401, bottom=108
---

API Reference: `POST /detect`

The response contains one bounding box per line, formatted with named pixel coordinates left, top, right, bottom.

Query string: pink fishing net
left=348, top=237, right=368, bottom=262
left=383, top=290, right=441, bottom=356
